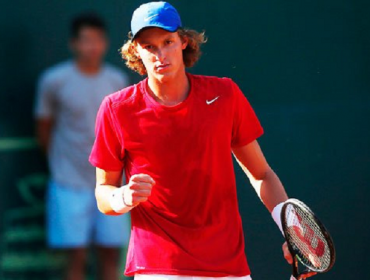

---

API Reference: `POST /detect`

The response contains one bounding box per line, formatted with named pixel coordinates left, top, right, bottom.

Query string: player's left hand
left=282, top=242, right=317, bottom=279
left=282, top=241, right=293, bottom=264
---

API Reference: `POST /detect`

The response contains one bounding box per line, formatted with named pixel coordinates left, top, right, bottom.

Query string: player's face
left=135, top=28, right=187, bottom=82
left=71, top=27, right=108, bottom=65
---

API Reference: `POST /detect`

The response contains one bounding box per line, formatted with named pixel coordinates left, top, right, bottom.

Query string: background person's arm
left=35, top=118, right=54, bottom=153
left=34, top=70, right=57, bottom=152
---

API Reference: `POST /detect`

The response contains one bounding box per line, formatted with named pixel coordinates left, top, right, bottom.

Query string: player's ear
left=180, top=34, right=188, bottom=50
left=132, top=41, right=141, bottom=59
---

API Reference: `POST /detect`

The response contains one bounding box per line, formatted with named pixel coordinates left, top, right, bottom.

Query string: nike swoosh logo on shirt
left=144, top=14, right=159, bottom=21
left=206, top=96, right=220, bottom=105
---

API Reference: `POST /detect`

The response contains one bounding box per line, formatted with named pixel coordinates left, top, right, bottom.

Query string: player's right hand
left=123, top=174, right=155, bottom=207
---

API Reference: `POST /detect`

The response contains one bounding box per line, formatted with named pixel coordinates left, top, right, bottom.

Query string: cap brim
left=132, top=24, right=180, bottom=40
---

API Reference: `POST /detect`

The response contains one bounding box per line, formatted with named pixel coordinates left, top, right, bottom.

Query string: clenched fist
left=123, top=174, right=155, bottom=207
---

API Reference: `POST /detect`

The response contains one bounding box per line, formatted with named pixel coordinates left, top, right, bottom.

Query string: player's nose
left=155, top=48, right=166, bottom=62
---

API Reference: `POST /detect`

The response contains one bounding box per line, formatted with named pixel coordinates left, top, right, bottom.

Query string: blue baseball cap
left=131, top=1, right=182, bottom=39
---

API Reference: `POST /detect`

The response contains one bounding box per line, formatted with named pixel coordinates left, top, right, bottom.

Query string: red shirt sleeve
left=89, top=97, right=125, bottom=171
left=230, top=80, right=264, bottom=148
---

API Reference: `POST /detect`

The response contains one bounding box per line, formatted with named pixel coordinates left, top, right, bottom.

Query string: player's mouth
left=155, top=63, right=170, bottom=72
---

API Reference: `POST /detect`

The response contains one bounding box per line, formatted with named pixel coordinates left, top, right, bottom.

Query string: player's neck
left=147, top=69, right=189, bottom=106
left=75, top=58, right=102, bottom=75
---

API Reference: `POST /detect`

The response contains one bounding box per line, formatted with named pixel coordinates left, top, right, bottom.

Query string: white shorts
left=135, top=275, right=252, bottom=280
left=47, top=180, right=130, bottom=248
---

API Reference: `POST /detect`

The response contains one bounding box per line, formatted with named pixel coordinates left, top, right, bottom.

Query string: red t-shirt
left=89, top=74, right=263, bottom=277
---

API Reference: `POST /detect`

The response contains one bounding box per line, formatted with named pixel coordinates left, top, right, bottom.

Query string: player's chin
left=152, top=70, right=175, bottom=82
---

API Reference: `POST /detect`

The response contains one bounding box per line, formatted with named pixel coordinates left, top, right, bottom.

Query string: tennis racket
left=281, top=199, right=336, bottom=280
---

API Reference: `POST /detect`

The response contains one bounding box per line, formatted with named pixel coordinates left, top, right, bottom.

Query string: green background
left=1, top=0, right=369, bottom=279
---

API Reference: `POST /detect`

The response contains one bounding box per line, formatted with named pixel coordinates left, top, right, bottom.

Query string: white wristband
left=109, top=186, right=134, bottom=214
left=271, top=201, right=285, bottom=236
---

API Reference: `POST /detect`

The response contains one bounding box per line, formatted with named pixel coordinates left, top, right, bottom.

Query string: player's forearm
left=233, top=141, right=288, bottom=211
left=249, top=167, right=288, bottom=212
left=95, top=184, right=128, bottom=216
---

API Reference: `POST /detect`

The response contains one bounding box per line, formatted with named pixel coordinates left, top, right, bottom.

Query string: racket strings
left=284, top=204, right=332, bottom=271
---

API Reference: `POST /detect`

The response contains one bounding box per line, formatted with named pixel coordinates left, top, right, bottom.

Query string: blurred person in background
left=34, top=13, right=130, bottom=280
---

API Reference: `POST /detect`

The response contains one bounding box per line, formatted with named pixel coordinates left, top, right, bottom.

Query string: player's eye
left=165, top=40, right=173, bottom=45
left=144, top=45, right=153, bottom=50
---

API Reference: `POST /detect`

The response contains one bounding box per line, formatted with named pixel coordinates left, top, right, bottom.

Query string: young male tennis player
left=89, top=2, right=316, bottom=279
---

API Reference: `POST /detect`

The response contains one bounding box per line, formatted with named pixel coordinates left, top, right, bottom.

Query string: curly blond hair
left=120, top=28, right=207, bottom=75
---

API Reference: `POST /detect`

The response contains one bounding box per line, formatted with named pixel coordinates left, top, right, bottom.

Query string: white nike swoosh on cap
left=144, top=14, right=159, bottom=22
